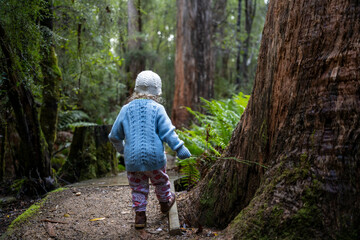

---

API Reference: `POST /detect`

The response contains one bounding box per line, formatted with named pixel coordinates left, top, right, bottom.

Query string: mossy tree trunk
left=59, top=125, right=117, bottom=183
left=40, top=0, right=62, bottom=155
left=0, top=24, right=55, bottom=195
left=181, top=0, right=360, bottom=239
left=0, top=118, right=5, bottom=181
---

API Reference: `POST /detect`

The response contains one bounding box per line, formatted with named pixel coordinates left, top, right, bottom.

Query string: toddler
left=108, top=70, right=191, bottom=228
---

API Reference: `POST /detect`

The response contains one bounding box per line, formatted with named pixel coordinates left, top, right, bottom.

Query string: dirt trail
left=2, top=172, right=220, bottom=239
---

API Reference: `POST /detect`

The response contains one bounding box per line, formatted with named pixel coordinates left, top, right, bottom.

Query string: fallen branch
left=41, top=219, right=68, bottom=224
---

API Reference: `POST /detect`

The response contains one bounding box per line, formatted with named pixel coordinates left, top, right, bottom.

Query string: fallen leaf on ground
left=90, top=217, right=105, bottom=221
left=64, top=213, right=70, bottom=217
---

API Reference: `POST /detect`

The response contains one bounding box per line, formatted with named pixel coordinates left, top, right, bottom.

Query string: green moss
left=51, top=155, right=66, bottom=172
left=8, top=199, right=44, bottom=231
left=80, top=162, right=97, bottom=181
left=230, top=154, right=327, bottom=239
left=274, top=153, right=311, bottom=185
left=95, top=142, right=116, bottom=176
left=50, top=187, right=66, bottom=194
left=300, top=153, right=307, bottom=162
left=5, top=187, right=66, bottom=237
left=118, top=164, right=125, bottom=172
left=10, top=179, right=25, bottom=193
left=50, top=47, right=62, bottom=78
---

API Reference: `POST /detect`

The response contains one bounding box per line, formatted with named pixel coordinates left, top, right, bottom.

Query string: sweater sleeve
left=108, top=107, right=126, bottom=153
left=157, top=105, right=184, bottom=151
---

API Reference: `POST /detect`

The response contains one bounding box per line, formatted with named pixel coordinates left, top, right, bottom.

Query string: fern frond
left=177, top=92, right=250, bottom=188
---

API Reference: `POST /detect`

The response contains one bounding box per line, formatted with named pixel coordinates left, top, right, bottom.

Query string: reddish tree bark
left=180, top=0, right=360, bottom=238
left=172, top=0, right=214, bottom=127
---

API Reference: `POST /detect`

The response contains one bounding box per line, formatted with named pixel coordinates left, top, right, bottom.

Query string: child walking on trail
left=108, top=70, right=191, bottom=229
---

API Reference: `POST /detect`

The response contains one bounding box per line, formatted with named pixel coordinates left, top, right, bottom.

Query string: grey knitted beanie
left=134, top=70, right=162, bottom=96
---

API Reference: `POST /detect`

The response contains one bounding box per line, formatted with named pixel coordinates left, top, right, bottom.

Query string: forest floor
left=0, top=172, right=220, bottom=240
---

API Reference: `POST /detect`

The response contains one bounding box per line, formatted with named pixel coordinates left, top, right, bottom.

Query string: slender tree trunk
left=0, top=24, right=55, bottom=195
left=172, top=0, right=214, bottom=127
left=241, top=0, right=256, bottom=87
left=126, top=0, right=145, bottom=96
left=0, top=121, right=5, bottom=181
left=40, top=0, right=62, bottom=155
left=235, top=0, right=242, bottom=89
left=212, top=0, right=229, bottom=91
left=180, top=1, right=360, bottom=238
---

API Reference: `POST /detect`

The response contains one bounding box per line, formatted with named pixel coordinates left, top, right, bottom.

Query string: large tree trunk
left=0, top=24, right=55, bottom=195
left=180, top=0, right=360, bottom=238
left=171, top=0, right=214, bottom=127
left=40, top=0, right=62, bottom=155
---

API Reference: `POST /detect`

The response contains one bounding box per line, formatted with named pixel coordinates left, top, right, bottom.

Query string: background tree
left=172, top=0, right=214, bottom=127
left=125, top=0, right=145, bottom=97
left=40, top=0, right=63, bottom=154
left=240, top=0, right=257, bottom=89
left=213, top=0, right=267, bottom=97
left=180, top=0, right=360, bottom=239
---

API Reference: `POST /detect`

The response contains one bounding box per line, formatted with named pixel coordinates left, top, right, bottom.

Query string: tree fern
left=58, top=110, right=97, bottom=131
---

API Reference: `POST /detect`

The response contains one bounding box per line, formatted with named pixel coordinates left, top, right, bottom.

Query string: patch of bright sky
left=168, top=34, right=174, bottom=42
left=110, top=38, right=118, bottom=55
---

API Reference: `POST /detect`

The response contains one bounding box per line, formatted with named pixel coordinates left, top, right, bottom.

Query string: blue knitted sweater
left=108, top=99, right=189, bottom=172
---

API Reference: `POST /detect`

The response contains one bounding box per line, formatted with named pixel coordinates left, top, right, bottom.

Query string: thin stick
left=41, top=219, right=68, bottom=224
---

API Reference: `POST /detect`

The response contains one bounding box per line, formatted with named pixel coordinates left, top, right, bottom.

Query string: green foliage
left=214, top=0, right=268, bottom=96
left=0, top=0, right=45, bottom=96
left=54, top=0, right=127, bottom=124
left=177, top=157, right=201, bottom=188
left=58, top=110, right=96, bottom=131
left=118, top=164, right=125, bottom=172
left=178, top=92, right=249, bottom=156
left=177, top=92, right=250, bottom=187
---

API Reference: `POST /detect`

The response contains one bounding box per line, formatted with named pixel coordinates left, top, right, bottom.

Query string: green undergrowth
left=4, top=187, right=67, bottom=238
left=177, top=92, right=249, bottom=187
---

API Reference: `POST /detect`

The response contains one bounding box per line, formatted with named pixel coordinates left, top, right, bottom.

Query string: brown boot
left=135, top=211, right=146, bottom=229
left=160, top=192, right=176, bottom=214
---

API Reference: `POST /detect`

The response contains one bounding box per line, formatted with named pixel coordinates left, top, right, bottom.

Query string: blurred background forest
left=0, top=0, right=267, bottom=190
left=52, top=0, right=267, bottom=123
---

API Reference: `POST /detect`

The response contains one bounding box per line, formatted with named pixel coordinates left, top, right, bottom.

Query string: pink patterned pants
left=127, top=166, right=171, bottom=212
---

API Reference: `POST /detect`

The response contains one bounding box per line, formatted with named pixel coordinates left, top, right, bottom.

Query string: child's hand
left=176, top=145, right=191, bottom=159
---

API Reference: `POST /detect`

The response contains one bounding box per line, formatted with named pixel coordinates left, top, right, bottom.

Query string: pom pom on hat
left=134, top=70, right=162, bottom=96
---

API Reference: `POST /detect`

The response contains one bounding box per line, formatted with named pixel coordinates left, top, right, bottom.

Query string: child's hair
left=126, top=92, right=163, bottom=104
